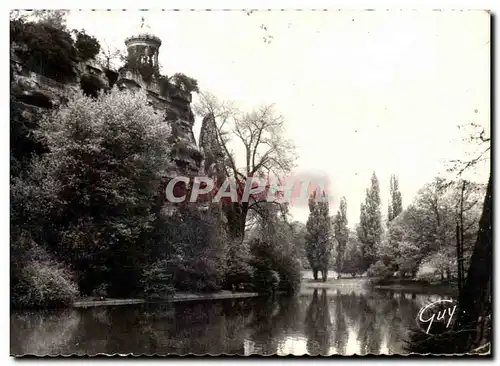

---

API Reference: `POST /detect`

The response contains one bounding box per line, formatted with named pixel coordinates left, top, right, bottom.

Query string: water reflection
left=304, top=289, right=332, bottom=355
left=10, top=289, right=453, bottom=356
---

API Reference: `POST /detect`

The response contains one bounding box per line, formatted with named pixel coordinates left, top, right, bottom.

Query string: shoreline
left=22, top=278, right=457, bottom=310
left=72, top=291, right=260, bottom=308
left=372, top=284, right=458, bottom=296
left=300, top=276, right=457, bottom=296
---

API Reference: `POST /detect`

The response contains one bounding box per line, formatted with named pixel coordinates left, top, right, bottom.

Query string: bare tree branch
left=193, top=91, right=297, bottom=238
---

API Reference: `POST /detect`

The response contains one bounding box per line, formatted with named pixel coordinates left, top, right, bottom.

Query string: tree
left=159, top=205, right=228, bottom=292
left=30, top=88, right=171, bottom=296
left=377, top=216, right=403, bottom=272
left=451, top=180, right=484, bottom=291
left=410, top=178, right=458, bottom=278
left=10, top=10, right=28, bottom=22
left=225, top=238, right=254, bottom=291
left=404, top=118, right=491, bottom=354
left=10, top=18, right=77, bottom=82
left=406, top=173, right=491, bottom=354
left=454, top=175, right=491, bottom=351
left=358, top=172, right=383, bottom=272
left=366, top=260, right=392, bottom=279
left=451, top=122, right=491, bottom=352
left=249, top=202, right=301, bottom=294
left=31, top=10, right=68, bottom=30
left=305, top=190, right=335, bottom=281
left=193, top=92, right=296, bottom=240
left=388, top=174, right=403, bottom=223
left=170, top=73, right=200, bottom=93
left=333, top=197, right=349, bottom=278
left=341, top=231, right=364, bottom=277
left=291, top=221, right=308, bottom=268
left=98, top=40, right=126, bottom=70
left=72, top=29, right=101, bottom=61
left=376, top=175, right=484, bottom=280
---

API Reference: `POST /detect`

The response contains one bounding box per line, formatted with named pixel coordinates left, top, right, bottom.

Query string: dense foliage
left=73, top=29, right=101, bottom=61
left=310, top=171, right=484, bottom=285
left=249, top=204, right=302, bottom=294
left=157, top=205, right=228, bottom=292
left=11, top=232, right=78, bottom=308
left=10, top=19, right=77, bottom=82
left=170, top=73, right=200, bottom=93
left=10, top=17, right=301, bottom=307
left=140, top=260, right=175, bottom=300
left=339, top=230, right=364, bottom=277
left=10, top=84, right=300, bottom=307
left=10, top=88, right=171, bottom=304
left=10, top=18, right=102, bottom=82
left=305, top=190, right=335, bottom=281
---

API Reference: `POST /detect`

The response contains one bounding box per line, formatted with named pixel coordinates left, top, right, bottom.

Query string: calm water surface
left=10, top=286, right=452, bottom=356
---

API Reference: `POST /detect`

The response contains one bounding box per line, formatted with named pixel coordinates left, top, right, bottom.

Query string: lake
left=10, top=281, right=454, bottom=356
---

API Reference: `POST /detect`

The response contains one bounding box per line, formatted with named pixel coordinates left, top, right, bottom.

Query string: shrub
left=168, top=255, right=225, bottom=293
left=249, top=236, right=301, bottom=294
left=225, top=241, right=254, bottom=291
left=275, top=255, right=302, bottom=294
left=248, top=214, right=303, bottom=295
left=158, top=75, right=171, bottom=96
left=11, top=258, right=79, bottom=309
left=73, top=30, right=100, bottom=61
left=91, top=283, right=108, bottom=298
left=366, top=260, right=393, bottom=279
left=252, top=267, right=280, bottom=294
left=140, top=260, right=175, bottom=300
left=169, top=73, right=199, bottom=93
left=155, top=206, right=228, bottom=293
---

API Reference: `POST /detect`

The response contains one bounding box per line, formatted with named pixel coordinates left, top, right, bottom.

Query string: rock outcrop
left=10, top=21, right=204, bottom=215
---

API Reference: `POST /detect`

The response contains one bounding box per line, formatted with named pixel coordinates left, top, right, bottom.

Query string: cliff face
left=199, top=113, right=227, bottom=184
left=115, top=68, right=203, bottom=179
left=10, top=39, right=203, bottom=214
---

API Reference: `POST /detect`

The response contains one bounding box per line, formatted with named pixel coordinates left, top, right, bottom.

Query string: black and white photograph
left=9, top=8, right=491, bottom=357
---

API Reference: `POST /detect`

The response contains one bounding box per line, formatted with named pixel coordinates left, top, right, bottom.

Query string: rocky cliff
left=10, top=25, right=204, bottom=214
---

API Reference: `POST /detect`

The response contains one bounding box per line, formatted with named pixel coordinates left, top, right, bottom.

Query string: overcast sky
left=66, top=9, right=490, bottom=227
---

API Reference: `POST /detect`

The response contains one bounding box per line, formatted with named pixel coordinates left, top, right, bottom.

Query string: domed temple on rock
left=117, top=18, right=203, bottom=181
left=10, top=17, right=205, bottom=215
left=125, top=17, right=162, bottom=72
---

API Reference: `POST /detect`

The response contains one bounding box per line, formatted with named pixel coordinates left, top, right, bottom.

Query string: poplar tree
left=388, top=174, right=403, bottom=223
left=306, top=190, right=334, bottom=281
left=333, top=197, right=349, bottom=278
left=358, top=172, right=383, bottom=271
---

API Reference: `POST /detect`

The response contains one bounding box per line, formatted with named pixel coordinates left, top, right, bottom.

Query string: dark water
left=10, top=287, right=453, bottom=356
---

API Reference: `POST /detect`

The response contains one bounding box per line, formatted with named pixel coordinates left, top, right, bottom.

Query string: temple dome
left=125, top=17, right=161, bottom=47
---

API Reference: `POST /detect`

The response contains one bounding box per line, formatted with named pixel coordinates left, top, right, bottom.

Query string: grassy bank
left=300, top=275, right=458, bottom=296
left=73, top=290, right=260, bottom=308
left=300, top=277, right=370, bottom=295
left=301, top=276, right=369, bottom=288
left=369, top=277, right=458, bottom=296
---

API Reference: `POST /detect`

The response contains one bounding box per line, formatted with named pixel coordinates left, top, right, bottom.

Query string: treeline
left=302, top=172, right=484, bottom=283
